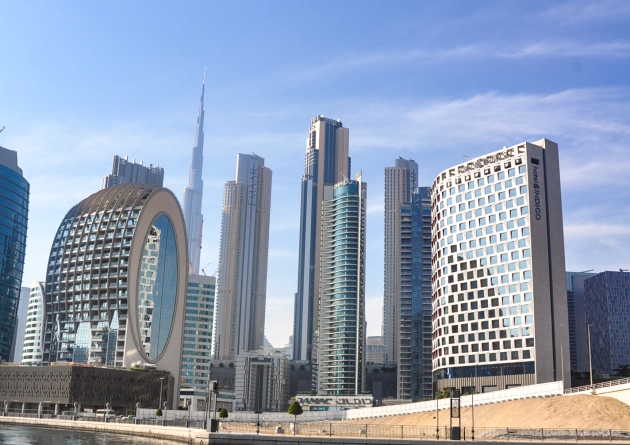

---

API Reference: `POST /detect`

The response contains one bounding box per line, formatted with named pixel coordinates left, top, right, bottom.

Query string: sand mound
left=343, top=395, right=630, bottom=430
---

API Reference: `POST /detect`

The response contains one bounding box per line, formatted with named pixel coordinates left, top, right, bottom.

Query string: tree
left=287, top=400, right=303, bottom=433
left=156, top=408, right=163, bottom=417
left=436, top=388, right=451, bottom=399
left=126, top=403, right=135, bottom=416
left=614, top=364, right=630, bottom=378
left=219, top=408, right=228, bottom=419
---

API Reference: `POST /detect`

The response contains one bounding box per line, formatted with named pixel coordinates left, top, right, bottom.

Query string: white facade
left=181, top=274, right=216, bottom=389
left=214, top=154, right=272, bottom=360
left=21, top=282, right=45, bottom=366
left=431, top=139, right=569, bottom=392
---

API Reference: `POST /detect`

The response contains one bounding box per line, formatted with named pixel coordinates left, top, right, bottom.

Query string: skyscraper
left=42, top=183, right=188, bottom=408
left=102, top=155, right=164, bottom=189
left=383, top=158, right=418, bottom=399
left=566, top=271, right=596, bottom=373
left=181, top=274, right=215, bottom=389
left=431, top=139, right=570, bottom=392
left=293, top=115, right=350, bottom=362
left=411, top=187, right=433, bottom=401
left=317, top=172, right=366, bottom=396
left=213, top=154, right=272, bottom=361
left=9, top=286, right=30, bottom=362
left=584, top=271, right=630, bottom=375
left=182, top=71, right=206, bottom=275
left=21, top=282, right=46, bottom=366
left=0, top=146, right=29, bottom=362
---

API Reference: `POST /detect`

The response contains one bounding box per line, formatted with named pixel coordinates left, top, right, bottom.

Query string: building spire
left=183, top=69, right=206, bottom=274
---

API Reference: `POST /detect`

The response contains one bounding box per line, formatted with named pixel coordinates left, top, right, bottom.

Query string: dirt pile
left=343, top=395, right=630, bottom=430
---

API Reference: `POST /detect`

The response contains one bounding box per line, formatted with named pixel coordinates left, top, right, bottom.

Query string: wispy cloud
left=541, top=0, right=630, bottom=25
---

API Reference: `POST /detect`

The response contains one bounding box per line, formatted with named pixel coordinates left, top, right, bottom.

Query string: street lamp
left=588, top=325, right=594, bottom=388
left=159, top=377, right=165, bottom=410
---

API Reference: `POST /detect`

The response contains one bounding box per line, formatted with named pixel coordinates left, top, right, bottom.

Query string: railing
left=220, top=421, right=630, bottom=441
left=346, top=381, right=563, bottom=420
left=565, top=377, right=630, bottom=394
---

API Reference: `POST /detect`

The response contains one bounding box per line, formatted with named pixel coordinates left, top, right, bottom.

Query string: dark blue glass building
left=585, top=271, right=630, bottom=375
left=411, top=187, right=432, bottom=400
left=0, top=147, right=29, bottom=362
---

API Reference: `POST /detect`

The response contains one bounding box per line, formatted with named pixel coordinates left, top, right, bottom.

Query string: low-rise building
left=234, top=349, right=289, bottom=412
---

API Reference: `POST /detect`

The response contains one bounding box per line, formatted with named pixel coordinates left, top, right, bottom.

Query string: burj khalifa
left=182, top=71, right=206, bottom=274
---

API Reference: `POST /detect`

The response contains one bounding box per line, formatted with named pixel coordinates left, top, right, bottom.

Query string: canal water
left=0, top=425, right=184, bottom=445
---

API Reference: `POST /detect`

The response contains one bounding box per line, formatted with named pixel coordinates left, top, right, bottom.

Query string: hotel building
left=41, top=183, right=188, bottom=408
left=430, top=139, right=570, bottom=392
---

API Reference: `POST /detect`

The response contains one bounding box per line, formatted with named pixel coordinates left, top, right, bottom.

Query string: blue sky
left=1, top=1, right=630, bottom=348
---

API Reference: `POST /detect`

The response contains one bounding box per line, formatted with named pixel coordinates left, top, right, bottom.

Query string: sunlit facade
left=42, top=183, right=187, bottom=407
left=431, top=139, right=569, bottom=392
left=21, top=282, right=46, bottom=366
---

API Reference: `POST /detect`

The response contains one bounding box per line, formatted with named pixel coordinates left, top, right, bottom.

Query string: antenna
left=464, top=155, right=469, bottom=161
left=579, top=269, right=594, bottom=273
left=0, top=126, right=5, bottom=133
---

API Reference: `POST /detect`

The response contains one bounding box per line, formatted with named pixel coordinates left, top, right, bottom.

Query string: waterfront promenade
left=2, top=415, right=630, bottom=445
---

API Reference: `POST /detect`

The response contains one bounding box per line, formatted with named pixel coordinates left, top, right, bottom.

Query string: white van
left=95, top=409, right=116, bottom=418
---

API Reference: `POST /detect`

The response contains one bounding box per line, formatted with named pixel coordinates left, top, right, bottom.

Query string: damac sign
left=296, top=397, right=373, bottom=407
left=532, top=165, right=542, bottom=220
left=456, top=148, right=515, bottom=174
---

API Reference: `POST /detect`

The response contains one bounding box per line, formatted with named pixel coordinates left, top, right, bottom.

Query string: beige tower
left=214, top=154, right=272, bottom=361
left=383, top=158, right=418, bottom=377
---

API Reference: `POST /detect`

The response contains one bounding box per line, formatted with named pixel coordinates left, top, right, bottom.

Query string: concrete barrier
left=0, top=416, right=209, bottom=444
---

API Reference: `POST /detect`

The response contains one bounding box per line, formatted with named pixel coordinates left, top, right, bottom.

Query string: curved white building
left=431, top=139, right=569, bottom=392
left=41, top=183, right=188, bottom=407
left=21, top=281, right=46, bottom=366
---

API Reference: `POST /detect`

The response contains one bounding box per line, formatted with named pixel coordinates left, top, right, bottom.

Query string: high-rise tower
left=292, top=115, right=350, bottom=362
left=213, top=154, right=272, bottom=360
left=317, top=172, right=366, bottom=396
left=383, top=158, right=418, bottom=368
left=183, top=71, right=206, bottom=274
left=0, top=146, right=29, bottom=362
left=431, top=139, right=570, bottom=392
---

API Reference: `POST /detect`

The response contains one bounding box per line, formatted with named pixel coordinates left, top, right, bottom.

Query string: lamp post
left=588, top=325, right=594, bottom=388
left=159, top=378, right=165, bottom=410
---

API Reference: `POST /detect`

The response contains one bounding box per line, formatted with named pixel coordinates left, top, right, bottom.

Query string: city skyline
left=1, top=1, right=630, bottom=349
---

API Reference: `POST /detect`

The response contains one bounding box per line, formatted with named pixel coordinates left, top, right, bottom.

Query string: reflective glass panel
left=138, top=214, right=178, bottom=360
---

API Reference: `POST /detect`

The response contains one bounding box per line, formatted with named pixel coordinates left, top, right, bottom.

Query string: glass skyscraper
left=584, top=271, right=630, bottom=375
left=566, top=271, right=596, bottom=373
left=0, top=146, right=29, bottom=362
left=317, top=173, right=366, bottom=396
left=411, top=187, right=433, bottom=401
left=293, top=115, right=350, bottom=362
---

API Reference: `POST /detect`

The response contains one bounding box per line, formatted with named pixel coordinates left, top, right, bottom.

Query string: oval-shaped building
left=42, top=183, right=187, bottom=406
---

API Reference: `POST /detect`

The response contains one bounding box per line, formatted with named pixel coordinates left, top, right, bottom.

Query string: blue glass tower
left=411, top=187, right=432, bottom=400
left=0, top=146, right=29, bottom=362
left=317, top=173, right=366, bottom=395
